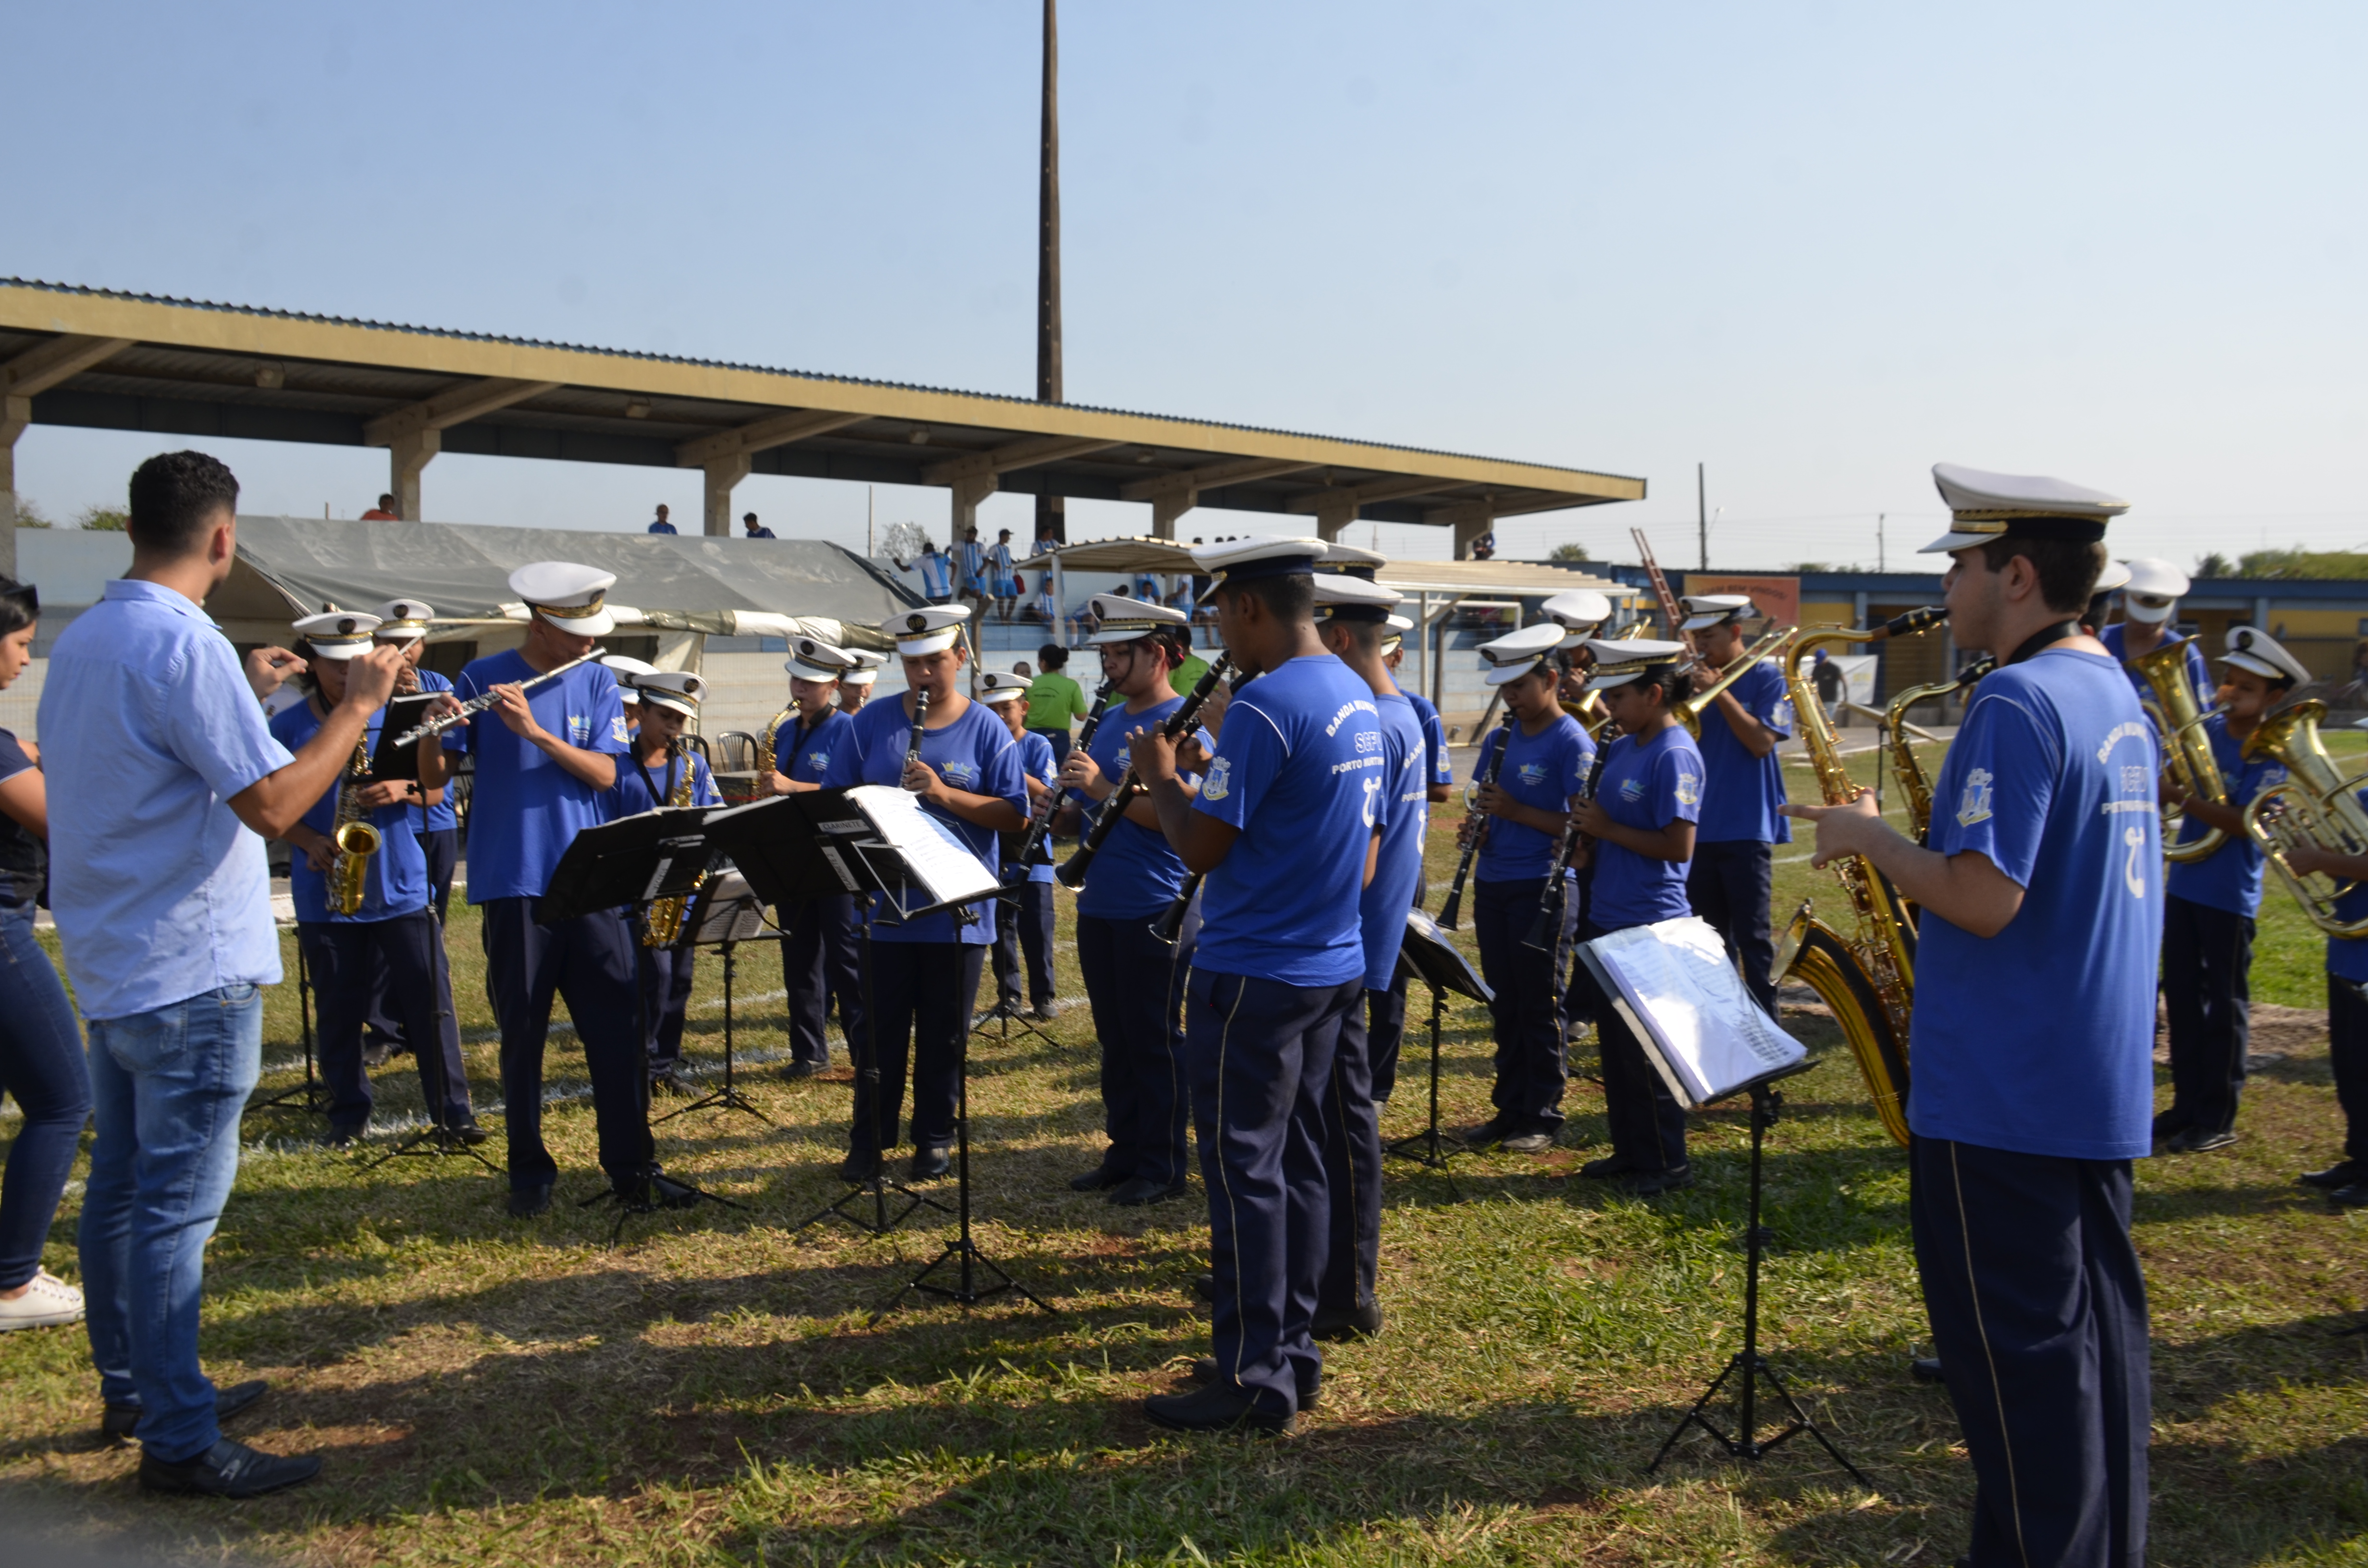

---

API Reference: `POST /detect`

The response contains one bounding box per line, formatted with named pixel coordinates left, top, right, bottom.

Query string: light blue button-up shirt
left=40, top=579, right=295, bottom=1019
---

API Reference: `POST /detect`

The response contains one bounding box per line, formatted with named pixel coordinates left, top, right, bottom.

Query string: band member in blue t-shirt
left=603, top=671, right=723, bottom=1095
left=821, top=605, right=1027, bottom=1182
left=2152, top=628, right=2299, bottom=1153
left=2099, top=555, right=2208, bottom=701
left=1677, top=594, right=1793, bottom=1013
left=1565, top=637, right=1705, bottom=1192
left=1369, top=619, right=1453, bottom=1105
left=838, top=651, right=882, bottom=715
left=769, top=636, right=863, bottom=1076
left=1460, top=624, right=1593, bottom=1153
left=269, top=614, right=478, bottom=1145
left=1310, top=574, right=1425, bottom=1342
left=1788, top=463, right=2160, bottom=1568
left=355, top=600, right=461, bottom=1067
left=2284, top=841, right=2368, bottom=1209
left=433, top=562, right=674, bottom=1219
left=977, top=672, right=1060, bottom=1022
left=1128, top=537, right=1383, bottom=1435
left=1056, top=594, right=1201, bottom=1206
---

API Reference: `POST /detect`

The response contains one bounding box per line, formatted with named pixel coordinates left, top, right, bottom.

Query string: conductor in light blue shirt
left=41, top=451, right=405, bottom=1498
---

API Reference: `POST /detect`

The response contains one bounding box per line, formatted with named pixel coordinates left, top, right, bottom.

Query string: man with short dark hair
left=742, top=512, right=776, bottom=540
left=647, top=504, right=677, bottom=536
left=360, top=493, right=398, bottom=521
left=45, top=450, right=404, bottom=1496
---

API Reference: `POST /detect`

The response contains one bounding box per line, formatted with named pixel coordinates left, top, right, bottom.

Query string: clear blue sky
left=12, top=1, right=2364, bottom=573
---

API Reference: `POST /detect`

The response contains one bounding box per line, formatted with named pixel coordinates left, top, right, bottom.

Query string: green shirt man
left=1024, top=668, right=1089, bottom=735
left=1172, top=649, right=1211, bottom=695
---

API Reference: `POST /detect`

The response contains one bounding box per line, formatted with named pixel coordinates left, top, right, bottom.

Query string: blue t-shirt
left=1191, top=655, right=1383, bottom=987
left=1474, top=714, right=1593, bottom=882
left=820, top=695, right=1027, bottom=945
left=1069, top=693, right=1194, bottom=919
left=774, top=707, right=850, bottom=786
left=1692, top=659, right=1793, bottom=845
left=1358, top=692, right=1429, bottom=991
left=606, top=745, right=724, bottom=819
left=1015, top=728, right=1058, bottom=886
left=2101, top=622, right=2211, bottom=705
left=1912, top=648, right=2162, bottom=1161
left=443, top=649, right=631, bottom=903
left=917, top=554, right=953, bottom=598
left=409, top=668, right=458, bottom=835
left=1585, top=725, right=1704, bottom=931
left=1404, top=687, right=1453, bottom=789
left=270, top=699, right=430, bottom=925
left=2164, top=713, right=2283, bottom=919
left=2328, top=832, right=2368, bottom=981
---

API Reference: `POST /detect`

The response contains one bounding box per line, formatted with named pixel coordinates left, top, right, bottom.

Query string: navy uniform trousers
left=849, top=940, right=985, bottom=1156
left=1566, top=920, right=1689, bottom=1172
left=637, top=943, right=695, bottom=1073
left=297, top=910, right=472, bottom=1133
left=1319, top=994, right=1384, bottom=1319
left=1365, top=978, right=1410, bottom=1104
left=2328, top=972, right=2368, bottom=1166
left=993, top=880, right=1058, bottom=1014
left=1186, top=967, right=1362, bottom=1422
left=2159, top=894, right=2253, bottom=1138
left=1472, top=876, right=1577, bottom=1133
left=1074, top=904, right=1198, bottom=1187
left=1911, top=1136, right=2149, bottom=1568
left=361, top=826, right=462, bottom=1054
left=479, top=897, right=654, bottom=1191
left=781, top=894, right=864, bottom=1069
left=1687, top=838, right=1778, bottom=1014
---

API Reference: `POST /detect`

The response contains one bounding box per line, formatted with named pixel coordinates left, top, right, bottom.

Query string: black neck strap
left=2007, top=619, right=2083, bottom=667
left=635, top=743, right=679, bottom=805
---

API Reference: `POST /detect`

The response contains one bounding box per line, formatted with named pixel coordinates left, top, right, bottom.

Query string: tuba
left=2134, top=640, right=2232, bottom=865
left=1886, top=654, right=1996, bottom=845
left=2240, top=697, right=2368, bottom=937
left=641, top=741, right=707, bottom=948
left=1768, top=608, right=1946, bottom=1147
left=326, top=735, right=383, bottom=917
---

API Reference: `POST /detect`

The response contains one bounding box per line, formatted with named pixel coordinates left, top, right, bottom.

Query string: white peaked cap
left=599, top=653, right=657, bottom=701
left=1310, top=574, right=1402, bottom=622
left=293, top=611, right=381, bottom=660
left=883, top=604, right=971, bottom=657
left=1679, top=594, right=1755, bottom=633
left=2093, top=560, right=2132, bottom=594
left=1540, top=589, right=1613, bottom=639
left=1187, top=535, right=1327, bottom=581
left=841, top=649, right=885, bottom=685
left=2222, top=626, right=2311, bottom=686
left=1085, top=594, right=1191, bottom=646
left=1579, top=636, right=1690, bottom=691
left=1478, top=622, right=1566, bottom=686
left=634, top=671, right=707, bottom=716
left=508, top=561, right=618, bottom=636
left=976, top=670, right=1032, bottom=704
left=785, top=636, right=857, bottom=683
left=1922, top=463, right=2130, bottom=554
left=2120, top=557, right=2191, bottom=622
left=372, top=598, right=434, bottom=642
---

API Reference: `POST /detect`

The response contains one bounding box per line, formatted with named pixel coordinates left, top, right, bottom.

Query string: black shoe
left=780, top=1059, right=825, bottom=1080
left=321, top=1125, right=366, bottom=1150
left=1108, top=1176, right=1187, bottom=1208
left=1579, top=1154, right=1636, bottom=1180
left=2298, top=1161, right=2361, bottom=1190
left=1029, top=1003, right=1060, bottom=1022
left=102, top=1379, right=268, bottom=1445
left=1500, top=1130, right=1555, bottom=1154
left=446, top=1116, right=489, bottom=1146
left=910, top=1146, right=952, bottom=1181
left=1618, top=1164, right=1695, bottom=1197
left=506, top=1183, right=553, bottom=1219
left=2166, top=1126, right=2237, bottom=1154
left=839, top=1149, right=882, bottom=1184
left=615, top=1171, right=703, bottom=1211
left=1459, top=1117, right=1514, bottom=1149
left=1189, top=1356, right=1319, bottom=1409
left=139, top=1437, right=321, bottom=1498
left=1069, top=1163, right=1128, bottom=1192
left=1910, top=1356, right=1945, bottom=1384
left=648, top=1069, right=687, bottom=1098
left=2150, top=1109, right=2193, bottom=1142
left=1312, top=1298, right=1384, bottom=1341
left=2332, top=1180, right=2368, bottom=1209
left=1193, top=1272, right=1216, bottom=1302
left=1144, top=1381, right=1293, bottom=1435
left=360, top=1042, right=394, bottom=1071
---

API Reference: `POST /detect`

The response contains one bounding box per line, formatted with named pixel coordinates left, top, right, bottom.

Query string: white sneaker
left=0, top=1268, right=85, bottom=1330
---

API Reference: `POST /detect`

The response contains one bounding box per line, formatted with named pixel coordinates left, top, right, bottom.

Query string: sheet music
left=1585, top=917, right=1805, bottom=1105
left=844, top=785, right=1000, bottom=908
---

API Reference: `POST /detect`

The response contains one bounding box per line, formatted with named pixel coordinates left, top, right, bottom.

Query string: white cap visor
left=639, top=691, right=697, bottom=717
left=785, top=658, right=847, bottom=683
left=2123, top=594, right=2176, bottom=625
left=1483, top=658, right=1550, bottom=687
left=1918, top=529, right=1998, bottom=554
left=841, top=667, right=880, bottom=685
left=895, top=629, right=962, bottom=657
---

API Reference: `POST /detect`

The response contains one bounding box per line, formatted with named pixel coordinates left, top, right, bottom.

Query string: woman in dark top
left=0, top=574, right=90, bottom=1332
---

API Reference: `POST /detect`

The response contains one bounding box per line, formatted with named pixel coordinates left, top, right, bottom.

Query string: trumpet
left=2241, top=697, right=2368, bottom=936
left=2135, top=639, right=2233, bottom=865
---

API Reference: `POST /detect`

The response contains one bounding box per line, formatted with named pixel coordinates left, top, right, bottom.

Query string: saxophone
left=1886, top=654, right=1996, bottom=845
left=2240, top=696, right=2368, bottom=937
left=2134, top=640, right=2232, bottom=865
left=326, top=735, right=383, bottom=917
left=641, top=741, right=706, bottom=948
left=1768, top=608, right=1946, bottom=1147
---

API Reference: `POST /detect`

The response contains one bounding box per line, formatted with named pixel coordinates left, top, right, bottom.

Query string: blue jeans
left=0, top=904, right=90, bottom=1290
left=78, top=983, right=263, bottom=1465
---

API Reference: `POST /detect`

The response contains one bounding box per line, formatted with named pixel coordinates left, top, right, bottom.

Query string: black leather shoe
left=1458, top=1117, right=1513, bottom=1149
left=1069, top=1164, right=1127, bottom=1192
left=628, top=1172, right=703, bottom=1211
left=1579, top=1154, right=1636, bottom=1179
left=648, top=1069, right=687, bottom=1098
left=506, top=1183, right=553, bottom=1219
left=1500, top=1130, right=1555, bottom=1154
left=102, top=1379, right=269, bottom=1445
left=1107, top=1176, right=1186, bottom=1208
left=2332, top=1180, right=2368, bottom=1209
left=1145, top=1381, right=1293, bottom=1435
left=910, top=1146, right=952, bottom=1181
left=2298, top=1161, right=2361, bottom=1190
left=781, top=1059, right=826, bottom=1080
left=2166, top=1127, right=2237, bottom=1154
left=1193, top=1272, right=1216, bottom=1302
left=1029, top=1003, right=1060, bottom=1022
left=139, top=1437, right=321, bottom=1497
left=1618, top=1164, right=1695, bottom=1197
left=360, top=1042, right=394, bottom=1071
left=447, top=1117, right=489, bottom=1146
left=839, top=1149, right=882, bottom=1184
left=1189, top=1356, right=1318, bottom=1409
left=1910, top=1356, right=1945, bottom=1384
left=1312, top=1298, right=1384, bottom=1342
left=321, top=1125, right=366, bottom=1150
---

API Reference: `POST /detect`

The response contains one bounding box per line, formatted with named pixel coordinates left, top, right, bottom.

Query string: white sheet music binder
left=1581, top=916, right=1807, bottom=1107
left=841, top=785, right=1001, bottom=914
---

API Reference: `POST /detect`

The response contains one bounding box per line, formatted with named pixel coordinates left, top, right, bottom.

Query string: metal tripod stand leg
left=1384, top=983, right=1467, bottom=1190
left=252, top=940, right=331, bottom=1117
left=656, top=942, right=774, bottom=1125
left=792, top=913, right=947, bottom=1238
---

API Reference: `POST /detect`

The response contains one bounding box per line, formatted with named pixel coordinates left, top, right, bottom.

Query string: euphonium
left=642, top=740, right=706, bottom=948
left=1768, top=607, right=1945, bottom=1147
left=1886, top=654, right=1996, bottom=845
left=2134, top=639, right=2232, bottom=865
left=2241, top=698, right=2368, bottom=937
left=326, top=736, right=382, bottom=917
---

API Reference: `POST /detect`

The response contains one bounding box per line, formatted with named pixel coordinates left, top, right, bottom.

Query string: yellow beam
left=1119, top=456, right=1316, bottom=503
left=923, top=434, right=1119, bottom=487
left=675, top=408, right=866, bottom=468
left=362, top=377, right=561, bottom=446
left=1287, top=475, right=1455, bottom=515
left=0, top=333, right=133, bottom=398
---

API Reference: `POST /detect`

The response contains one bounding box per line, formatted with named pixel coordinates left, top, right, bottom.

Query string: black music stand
left=358, top=895, right=502, bottom=1176
left=653, top=869, right=772, bottom=1126
left=1385, top=909, right=1493, bottom=1183
left=539, top=808, right=744, bottom=1242
left=252, top=941, right=331, bottom=1119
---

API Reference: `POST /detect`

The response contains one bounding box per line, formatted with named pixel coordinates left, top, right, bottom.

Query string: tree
left=10, top=497, right=52, bottom=529
left=1788, top=562, right=1834, bottom=575
left=2235, top=547, right=2368, bottom=580
left=2193, top=551, right=2232, bottom=579
left=1548, top=542, right=1591, bottom=563
left=75, top=504, right=128, bottom=531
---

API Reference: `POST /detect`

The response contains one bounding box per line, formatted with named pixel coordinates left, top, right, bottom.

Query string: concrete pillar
left=1313, top=495, right=1357, bottom=542
left=950, top=471, right=998, bottom=540
left=390, top=430, right=439, bottom=522
left=703, top=453, right=753, bottom=537
left=1150, top=489, right=1195, bottom=539
left=0, top=396, right=27, bottom=583
left=1450, top=508, right=1493, bottom=561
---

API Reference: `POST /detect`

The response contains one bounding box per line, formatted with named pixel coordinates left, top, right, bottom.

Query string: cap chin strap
left=2007, top=618, right=2083, bottom=666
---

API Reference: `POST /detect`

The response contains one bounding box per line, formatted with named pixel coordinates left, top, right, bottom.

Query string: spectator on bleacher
left=742, top=512, right=776, bottom=540
left=987, top=529, right=1020, bottom=622
left=647, top=505, right=677, bottom=536
left=957, top=528, right=988, bottom=615
left=360, top=494, right=398, bottom=522
left=897, top=541, right=955, bottom=605
left=1024, top=643, right=1090, bottom=768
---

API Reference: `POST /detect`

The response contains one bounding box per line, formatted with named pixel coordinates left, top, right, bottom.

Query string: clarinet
left=1008, top=678, right=1114, bottom=876
left=1437, top=725, right=1512, bottom=931
left=1525, top=740, right=1613, bottom=952
left=1146, top=665, right=1259, bottom=944
left=1055, top=655, right=1233, bottom=892
left=902, top=687, right=929, bottom=790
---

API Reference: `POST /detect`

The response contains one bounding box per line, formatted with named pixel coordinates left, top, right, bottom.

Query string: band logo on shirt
left=1361, top=775, right=1381, bottom=827
left=805, top=749, right=830, bottom=773
left=1516, top=761, right=1550, bottom=787
left=1956, top=767, right=1995, bottom=828
left=1203, top=756, right=1233, bottom=801
left=941, top=760, right=981, bottom=789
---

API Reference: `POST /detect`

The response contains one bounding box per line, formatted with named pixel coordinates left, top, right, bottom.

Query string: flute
left=902, top=687, right=930, bottom=790
left=1009, top=678, right=1114, bottom=875
left=1437, top=725, right=1511, bottom=931
left=1055, top=655, right=1234, bottom=892
left=385, top=646, right=608, bottom=749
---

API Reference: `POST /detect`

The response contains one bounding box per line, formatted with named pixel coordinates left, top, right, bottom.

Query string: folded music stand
left=652, top=868, right=773, bottom=1126
left=1385, top=908, right=1493, bottom=1184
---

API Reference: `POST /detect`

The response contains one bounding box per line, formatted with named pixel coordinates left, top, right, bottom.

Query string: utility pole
left=1696, top=462, right=1708, bottom=570
left=1877, top=512, right=1886, bottom=574
left=1034, top=0, right=1066, bottom=544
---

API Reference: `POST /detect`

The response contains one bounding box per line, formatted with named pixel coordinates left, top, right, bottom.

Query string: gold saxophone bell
left=2241, top=698, right=2368, bottom=937
left=325, top=738, right=382, bottom=916
left=2133, top=639, right=2232, bottom=865
left=642, top=739, right=708, bottom=948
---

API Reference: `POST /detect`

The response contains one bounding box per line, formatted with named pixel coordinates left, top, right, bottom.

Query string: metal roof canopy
left=0, top=279, right=1644, bottom=566
left=1024, top=534, right=1640, bottom=609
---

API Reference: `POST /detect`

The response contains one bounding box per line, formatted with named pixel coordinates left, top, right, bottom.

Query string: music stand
left=252, top=941, right=331, bottom=1119
left=538, top=808, right=744, bottom=1241
left=358, top=894, right=502, bottom=1176
left=653, top=869, right=773, bottom=1126
left=1384, top=909, right=1493, bottom=1182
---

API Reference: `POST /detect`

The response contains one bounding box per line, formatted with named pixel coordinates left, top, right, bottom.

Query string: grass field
left=2, top=737, right=2364, bottom=1566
